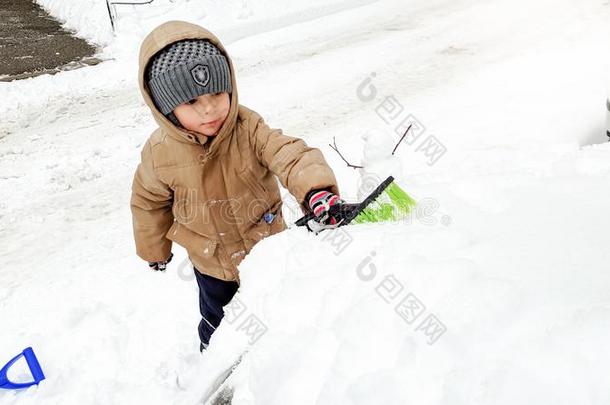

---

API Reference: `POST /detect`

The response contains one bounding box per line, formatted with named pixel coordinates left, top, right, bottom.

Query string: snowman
left=357, top=128, right=403, bottom=200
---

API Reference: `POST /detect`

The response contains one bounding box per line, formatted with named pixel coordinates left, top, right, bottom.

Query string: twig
left=329, top=137, right=363, bottom=169
left=391, top=124, right=412, bottom=156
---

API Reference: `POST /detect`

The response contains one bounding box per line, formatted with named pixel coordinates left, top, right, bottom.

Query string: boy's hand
left=307, top=189, right=344, bottom=225
left=148, top=252, right=173, bottom=271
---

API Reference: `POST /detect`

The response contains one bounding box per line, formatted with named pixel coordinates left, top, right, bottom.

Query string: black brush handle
left=294, top=203, right=357, bottom=227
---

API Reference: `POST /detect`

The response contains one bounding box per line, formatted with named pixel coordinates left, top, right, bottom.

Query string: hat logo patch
left=191, top=64, right=210, bottom=86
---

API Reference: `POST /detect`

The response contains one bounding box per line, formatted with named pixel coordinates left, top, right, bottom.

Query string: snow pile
left=35, top=0, right=113, bottom=47
left=1, top=0, right=610, bottom=404
left=220, top=188, right=610, bottom=403
left=34, top=0, right=379, bottom=59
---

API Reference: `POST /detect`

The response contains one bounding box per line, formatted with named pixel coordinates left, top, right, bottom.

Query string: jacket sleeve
left=248, top=113, right=339, bottom=212
left=130, top=139, right=174, bottom=263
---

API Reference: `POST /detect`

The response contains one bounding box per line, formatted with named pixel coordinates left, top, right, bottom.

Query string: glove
left=307, top=189, right=343, bottom=225
left=148, top=252, right=173, bottom=271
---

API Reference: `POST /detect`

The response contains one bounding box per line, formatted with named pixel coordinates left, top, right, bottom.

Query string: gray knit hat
left=146, top=39, right=232, bottom=116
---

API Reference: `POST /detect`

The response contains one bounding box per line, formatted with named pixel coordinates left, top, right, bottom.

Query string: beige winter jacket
left=130, top=21, right=339, bottom=282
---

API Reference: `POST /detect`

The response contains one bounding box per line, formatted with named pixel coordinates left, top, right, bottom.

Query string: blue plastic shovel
left=0, top=347, right=45, bottom=389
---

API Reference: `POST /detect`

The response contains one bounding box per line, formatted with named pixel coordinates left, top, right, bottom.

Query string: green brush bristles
left=352, top=181, right=417, bottom=224
left=385, top=181, right=417, bottom=214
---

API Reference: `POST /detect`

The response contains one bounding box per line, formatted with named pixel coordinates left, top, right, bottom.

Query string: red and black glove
left=148, top=252, right=173, bottom=271
left=306, top=189, right=343, bottom=225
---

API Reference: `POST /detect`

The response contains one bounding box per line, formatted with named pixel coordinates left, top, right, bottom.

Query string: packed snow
left=1, top=0, right=610, bottom=404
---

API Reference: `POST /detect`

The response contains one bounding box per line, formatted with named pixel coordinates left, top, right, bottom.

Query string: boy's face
left=173, top=92, right=230, bottom=136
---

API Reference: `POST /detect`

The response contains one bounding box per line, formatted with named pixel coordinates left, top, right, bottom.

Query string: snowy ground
left=1, top=0, right=610, bottom=404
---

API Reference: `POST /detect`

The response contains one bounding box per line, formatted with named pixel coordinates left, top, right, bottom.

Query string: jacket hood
left=138, top=20, right=239, bottom=152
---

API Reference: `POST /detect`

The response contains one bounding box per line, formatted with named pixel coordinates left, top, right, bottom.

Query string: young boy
left=130, top=21, right=343, bottom=352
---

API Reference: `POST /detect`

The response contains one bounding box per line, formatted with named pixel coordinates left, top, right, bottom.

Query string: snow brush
left=295, top=176, right=416, bottom=233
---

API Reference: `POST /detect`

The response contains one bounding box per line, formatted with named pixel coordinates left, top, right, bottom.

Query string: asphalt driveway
left=0, top=0, right=101, bottom=81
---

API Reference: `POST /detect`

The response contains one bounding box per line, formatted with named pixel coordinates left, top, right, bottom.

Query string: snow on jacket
left=130, top=20, right=339, bottom=282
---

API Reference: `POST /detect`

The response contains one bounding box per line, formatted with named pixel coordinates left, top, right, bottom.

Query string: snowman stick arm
left=329, top=136, right=364, bottom=169
left=391, top=124, right=413, bottom=156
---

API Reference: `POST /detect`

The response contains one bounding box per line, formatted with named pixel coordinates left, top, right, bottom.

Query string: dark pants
left=194, top=267, right=239, bottom=350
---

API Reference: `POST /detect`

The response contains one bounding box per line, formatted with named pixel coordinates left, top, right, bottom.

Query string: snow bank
left=219, top=141, right=610, bottom=404
left=35, top=0, right=113, bottom=47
